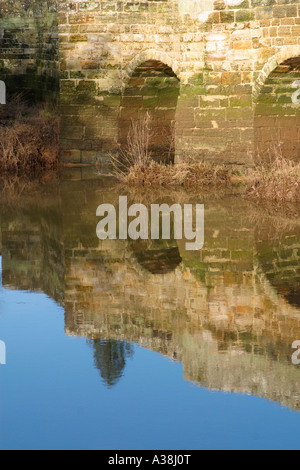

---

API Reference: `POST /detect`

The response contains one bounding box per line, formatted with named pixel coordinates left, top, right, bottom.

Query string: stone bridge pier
left=58, top=0, right=300, bottom=166
left=0, top=1, right=59, bottom=102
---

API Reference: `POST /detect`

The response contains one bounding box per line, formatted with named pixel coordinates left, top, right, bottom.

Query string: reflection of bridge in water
left=1, top=174, right=300, bottom=406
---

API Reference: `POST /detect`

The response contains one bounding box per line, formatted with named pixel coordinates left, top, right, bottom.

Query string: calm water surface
left=1, top=170, right=300, bottom=450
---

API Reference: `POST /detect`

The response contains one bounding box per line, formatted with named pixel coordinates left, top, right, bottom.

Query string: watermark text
left=0, top=341, right=6, bottom=365
left=96, top=197, right=204, bottom=251
left=0, top=80, right=6, bottom=105
left=292, top=340, right=300, bottom=365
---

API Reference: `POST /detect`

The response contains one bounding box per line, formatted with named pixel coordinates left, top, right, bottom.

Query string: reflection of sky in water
left=1, top=286, right=300, bottom=450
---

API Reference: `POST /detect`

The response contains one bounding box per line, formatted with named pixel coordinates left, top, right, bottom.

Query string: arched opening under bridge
left=119, top=60, right=180, bottom=164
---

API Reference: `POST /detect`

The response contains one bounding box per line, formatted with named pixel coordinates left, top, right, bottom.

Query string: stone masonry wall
left=0, top=0, right=59, bottom=101
left=2, top=1, right=300, bottom=163
left=58, top=0, right=300, bottom=165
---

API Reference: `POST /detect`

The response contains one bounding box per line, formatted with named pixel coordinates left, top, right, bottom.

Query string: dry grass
left=112, top=112, right=153, bottom=173
left=111, top=113, right=231, bottom=188
left=246, top=146, right=300, bottom=203
left=0, top=94, right=60, bottom=172
left=117, top=160, right=231, bottom=188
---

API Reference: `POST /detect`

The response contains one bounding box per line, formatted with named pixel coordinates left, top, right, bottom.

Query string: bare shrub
left=0, top=95, right=60, bottom=172
left=246, top=144, right=300, bottom=203
left=111, top=112, right=153, bottom=178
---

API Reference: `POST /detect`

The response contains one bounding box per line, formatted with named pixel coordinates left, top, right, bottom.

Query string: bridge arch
left=123, top=49, right=181, bottom=87
left=253, top=45, right=300, bottom=100
left=119, top=53, right=181, bottom=163
left=254, top=45, right=300, bottom=161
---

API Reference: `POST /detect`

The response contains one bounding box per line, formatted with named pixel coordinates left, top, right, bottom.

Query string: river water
left=1, top=170, right=300, bottom=450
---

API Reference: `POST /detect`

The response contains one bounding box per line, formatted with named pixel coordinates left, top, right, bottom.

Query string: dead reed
left=246, top=145, right=300, bottom=203
left=0, top=94, right=60, bottom=172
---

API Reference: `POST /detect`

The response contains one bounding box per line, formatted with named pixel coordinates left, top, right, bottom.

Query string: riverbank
left=1, top=98, right=300, bottom=204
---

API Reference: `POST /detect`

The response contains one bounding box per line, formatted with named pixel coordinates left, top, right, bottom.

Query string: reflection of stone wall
left=63, top=194, right=300, bottom=355
left=0, top=1, right=59, bottom=101
left=1, top=203, right=64, bottom=304
left=64, top=240, right=300, bottom=410
left=61, top=181, right=300, bottom=410
left=256, top=219, right=300, bottom=309
left=2, top=176, right=300, bottom=409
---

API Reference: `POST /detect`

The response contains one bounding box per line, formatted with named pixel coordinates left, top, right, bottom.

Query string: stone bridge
left=2, top=1, right=300, bottom=164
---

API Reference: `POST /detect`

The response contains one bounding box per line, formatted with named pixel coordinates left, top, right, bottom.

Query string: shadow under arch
left=254, top=48, right=300, bottom=162
left=119, top=59, right=180, bottom=163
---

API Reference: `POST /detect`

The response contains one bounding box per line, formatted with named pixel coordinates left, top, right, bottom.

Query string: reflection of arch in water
left=90, top=339, right=134, bottom=388
left=255, top=222, right=300, bottom=309
left=130, top=239, right=182, bottom=275
left=119, top=58, right=180, bottom=163
left=254, top=51, right=300, bottom=162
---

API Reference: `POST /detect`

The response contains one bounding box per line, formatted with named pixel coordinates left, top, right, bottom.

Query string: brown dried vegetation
left=0, top=94, right=60, bottom=172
